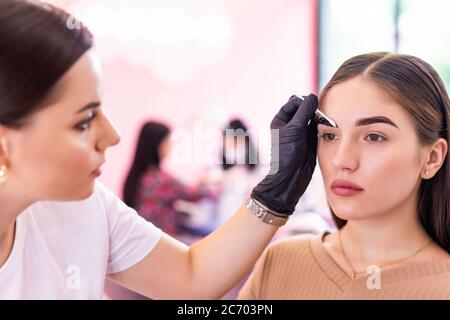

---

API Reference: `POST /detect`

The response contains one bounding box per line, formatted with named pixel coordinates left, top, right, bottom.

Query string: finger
left=307, top=116, right=318, bottom=160
left=281, top=95, right=303, bottom=119
left=270, top=95, right=303, bottom=128
left=290, top=94, right=318, bottom=128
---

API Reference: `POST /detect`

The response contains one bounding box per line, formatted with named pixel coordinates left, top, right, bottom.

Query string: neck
left=0, top=185, right=33, bottom=241
left=340, top=194, right=432, bottom=267
left=0, top=220, right=16, bottom=268
left=0, top=185, right=33, bottom=268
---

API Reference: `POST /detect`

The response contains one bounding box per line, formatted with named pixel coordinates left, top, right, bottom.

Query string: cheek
left=318, top=142, right=421, bottom=218
left=362, top=144, right=420, bottom=202
left=318, top=142, right=419, bottom=186
left=317, top=144, right=334, bottom=181
left=11, top=131, right=96, bottom=199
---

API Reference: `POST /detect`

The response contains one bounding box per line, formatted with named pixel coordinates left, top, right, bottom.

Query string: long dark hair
left=320, top=52, right=450, bottom=252
left=0, top=0, right=93, bottom=127
left=123, top=121, right=170, bottom=209
left=221, top=119, right=258, bottom=171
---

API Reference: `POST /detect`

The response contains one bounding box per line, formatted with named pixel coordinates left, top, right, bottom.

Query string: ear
left=0, top=125, right=11, bottom=162
left=421, top=138, right=448, bottom=179
left=0, top=126, right=6, bottom=156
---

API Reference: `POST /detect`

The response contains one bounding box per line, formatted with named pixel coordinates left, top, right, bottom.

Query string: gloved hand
left=251, top=94, right=319, bottom=215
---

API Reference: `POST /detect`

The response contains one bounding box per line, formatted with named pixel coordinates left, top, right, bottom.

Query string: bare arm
left=108, top=203, right=277, bottom=299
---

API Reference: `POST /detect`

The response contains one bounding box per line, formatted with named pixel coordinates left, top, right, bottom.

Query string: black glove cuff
left=250, top=190, right=294, bottom=216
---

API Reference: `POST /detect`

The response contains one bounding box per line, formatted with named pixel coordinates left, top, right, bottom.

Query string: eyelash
left=75, top=112, right=98, bottom=131
left=319, top=133, right=387, bottom=143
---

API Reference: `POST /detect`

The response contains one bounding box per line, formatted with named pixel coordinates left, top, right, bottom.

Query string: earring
left=425, top=170, right=430, bottom=176
left=0, top=164, right=7, bottom=186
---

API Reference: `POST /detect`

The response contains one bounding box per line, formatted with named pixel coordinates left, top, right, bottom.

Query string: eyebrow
left=318, top=116, right=399, bottom=129
left=355, top=116, right=399, bottom=129
left=76, top=101, right=101, bottom=114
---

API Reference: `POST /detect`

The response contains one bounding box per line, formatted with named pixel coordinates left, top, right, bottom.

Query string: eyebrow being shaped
left=76, top=101, right=101, bottom=114
left=355, top=116, right=399, bottom=129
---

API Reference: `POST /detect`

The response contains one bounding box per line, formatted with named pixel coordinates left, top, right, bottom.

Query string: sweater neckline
left=310, top=231, right=450, bottom=291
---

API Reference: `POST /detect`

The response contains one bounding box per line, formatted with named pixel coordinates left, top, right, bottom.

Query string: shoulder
left=267, top=233, right=315, bottom=254
left=394, top=264, right=450, bottom=299
left=239, top=233, right=321, bottom=299
left=260, top=233, right=318, bottom=270
left=411, top=257, right=450, bottom=288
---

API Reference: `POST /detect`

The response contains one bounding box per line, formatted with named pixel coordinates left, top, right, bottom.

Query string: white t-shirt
left=0, top=181, right=163, bottom=299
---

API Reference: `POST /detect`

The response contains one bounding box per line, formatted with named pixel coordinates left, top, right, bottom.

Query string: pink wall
left=49, top=0, right=317, bottom=196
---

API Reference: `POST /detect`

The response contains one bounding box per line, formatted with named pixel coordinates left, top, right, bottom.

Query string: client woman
left=239, top=52, right=450, bottom=299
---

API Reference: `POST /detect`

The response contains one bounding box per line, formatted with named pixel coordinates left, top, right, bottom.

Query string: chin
left=74, top=183, right=96, bottom=200
left=329, top=203, right=369, bottom=221
left=54, top=183, right=96, bottom=201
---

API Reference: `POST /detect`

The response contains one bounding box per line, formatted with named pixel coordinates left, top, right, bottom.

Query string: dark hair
left=320, top=52, right=450, bottom=252
left=123, top=121, right=170, bottom=209
left=221, top=119, right=258, bottom=171
left=0, top=0, right=93, bottom=128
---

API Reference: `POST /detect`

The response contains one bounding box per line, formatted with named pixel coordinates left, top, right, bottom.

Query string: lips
left=91, top=161, right=105, bottom=177
left=331, top=179, right=364, bottom=197
left=91, top=168, right=102, bottom=177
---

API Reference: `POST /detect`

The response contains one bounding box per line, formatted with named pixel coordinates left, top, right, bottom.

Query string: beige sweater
left=238, top=233, right=450, bottom=300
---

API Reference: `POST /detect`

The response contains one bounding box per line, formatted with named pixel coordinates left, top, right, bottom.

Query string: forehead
left=31, top=51, right=102, bottom=121
left=55, top=50, right=102, bottom=107
left=320, top=76, right=413, bottom=130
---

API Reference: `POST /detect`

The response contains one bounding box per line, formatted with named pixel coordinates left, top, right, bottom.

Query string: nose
left=95, top=112, right=121, bottom=152
left=331, top=137, right=359, bottom=173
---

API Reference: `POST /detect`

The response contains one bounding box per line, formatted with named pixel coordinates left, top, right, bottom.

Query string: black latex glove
left=251, top=94, right=319, bottom=215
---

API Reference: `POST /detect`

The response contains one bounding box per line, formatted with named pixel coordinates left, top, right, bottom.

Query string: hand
left=251, top=94, right=319, bottom=215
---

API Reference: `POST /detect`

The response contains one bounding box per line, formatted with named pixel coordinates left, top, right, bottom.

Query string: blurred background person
left=108, top=120, right=216, bottom=299
left=168, top=119, right=261, bottom=240
left=123, top=121, right=215, bottom=237
left=215, top=119, right=262, bottom=225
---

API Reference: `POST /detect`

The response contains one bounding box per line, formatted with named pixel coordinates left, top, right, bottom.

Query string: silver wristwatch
left=246, top=198, right=289, bottom=227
